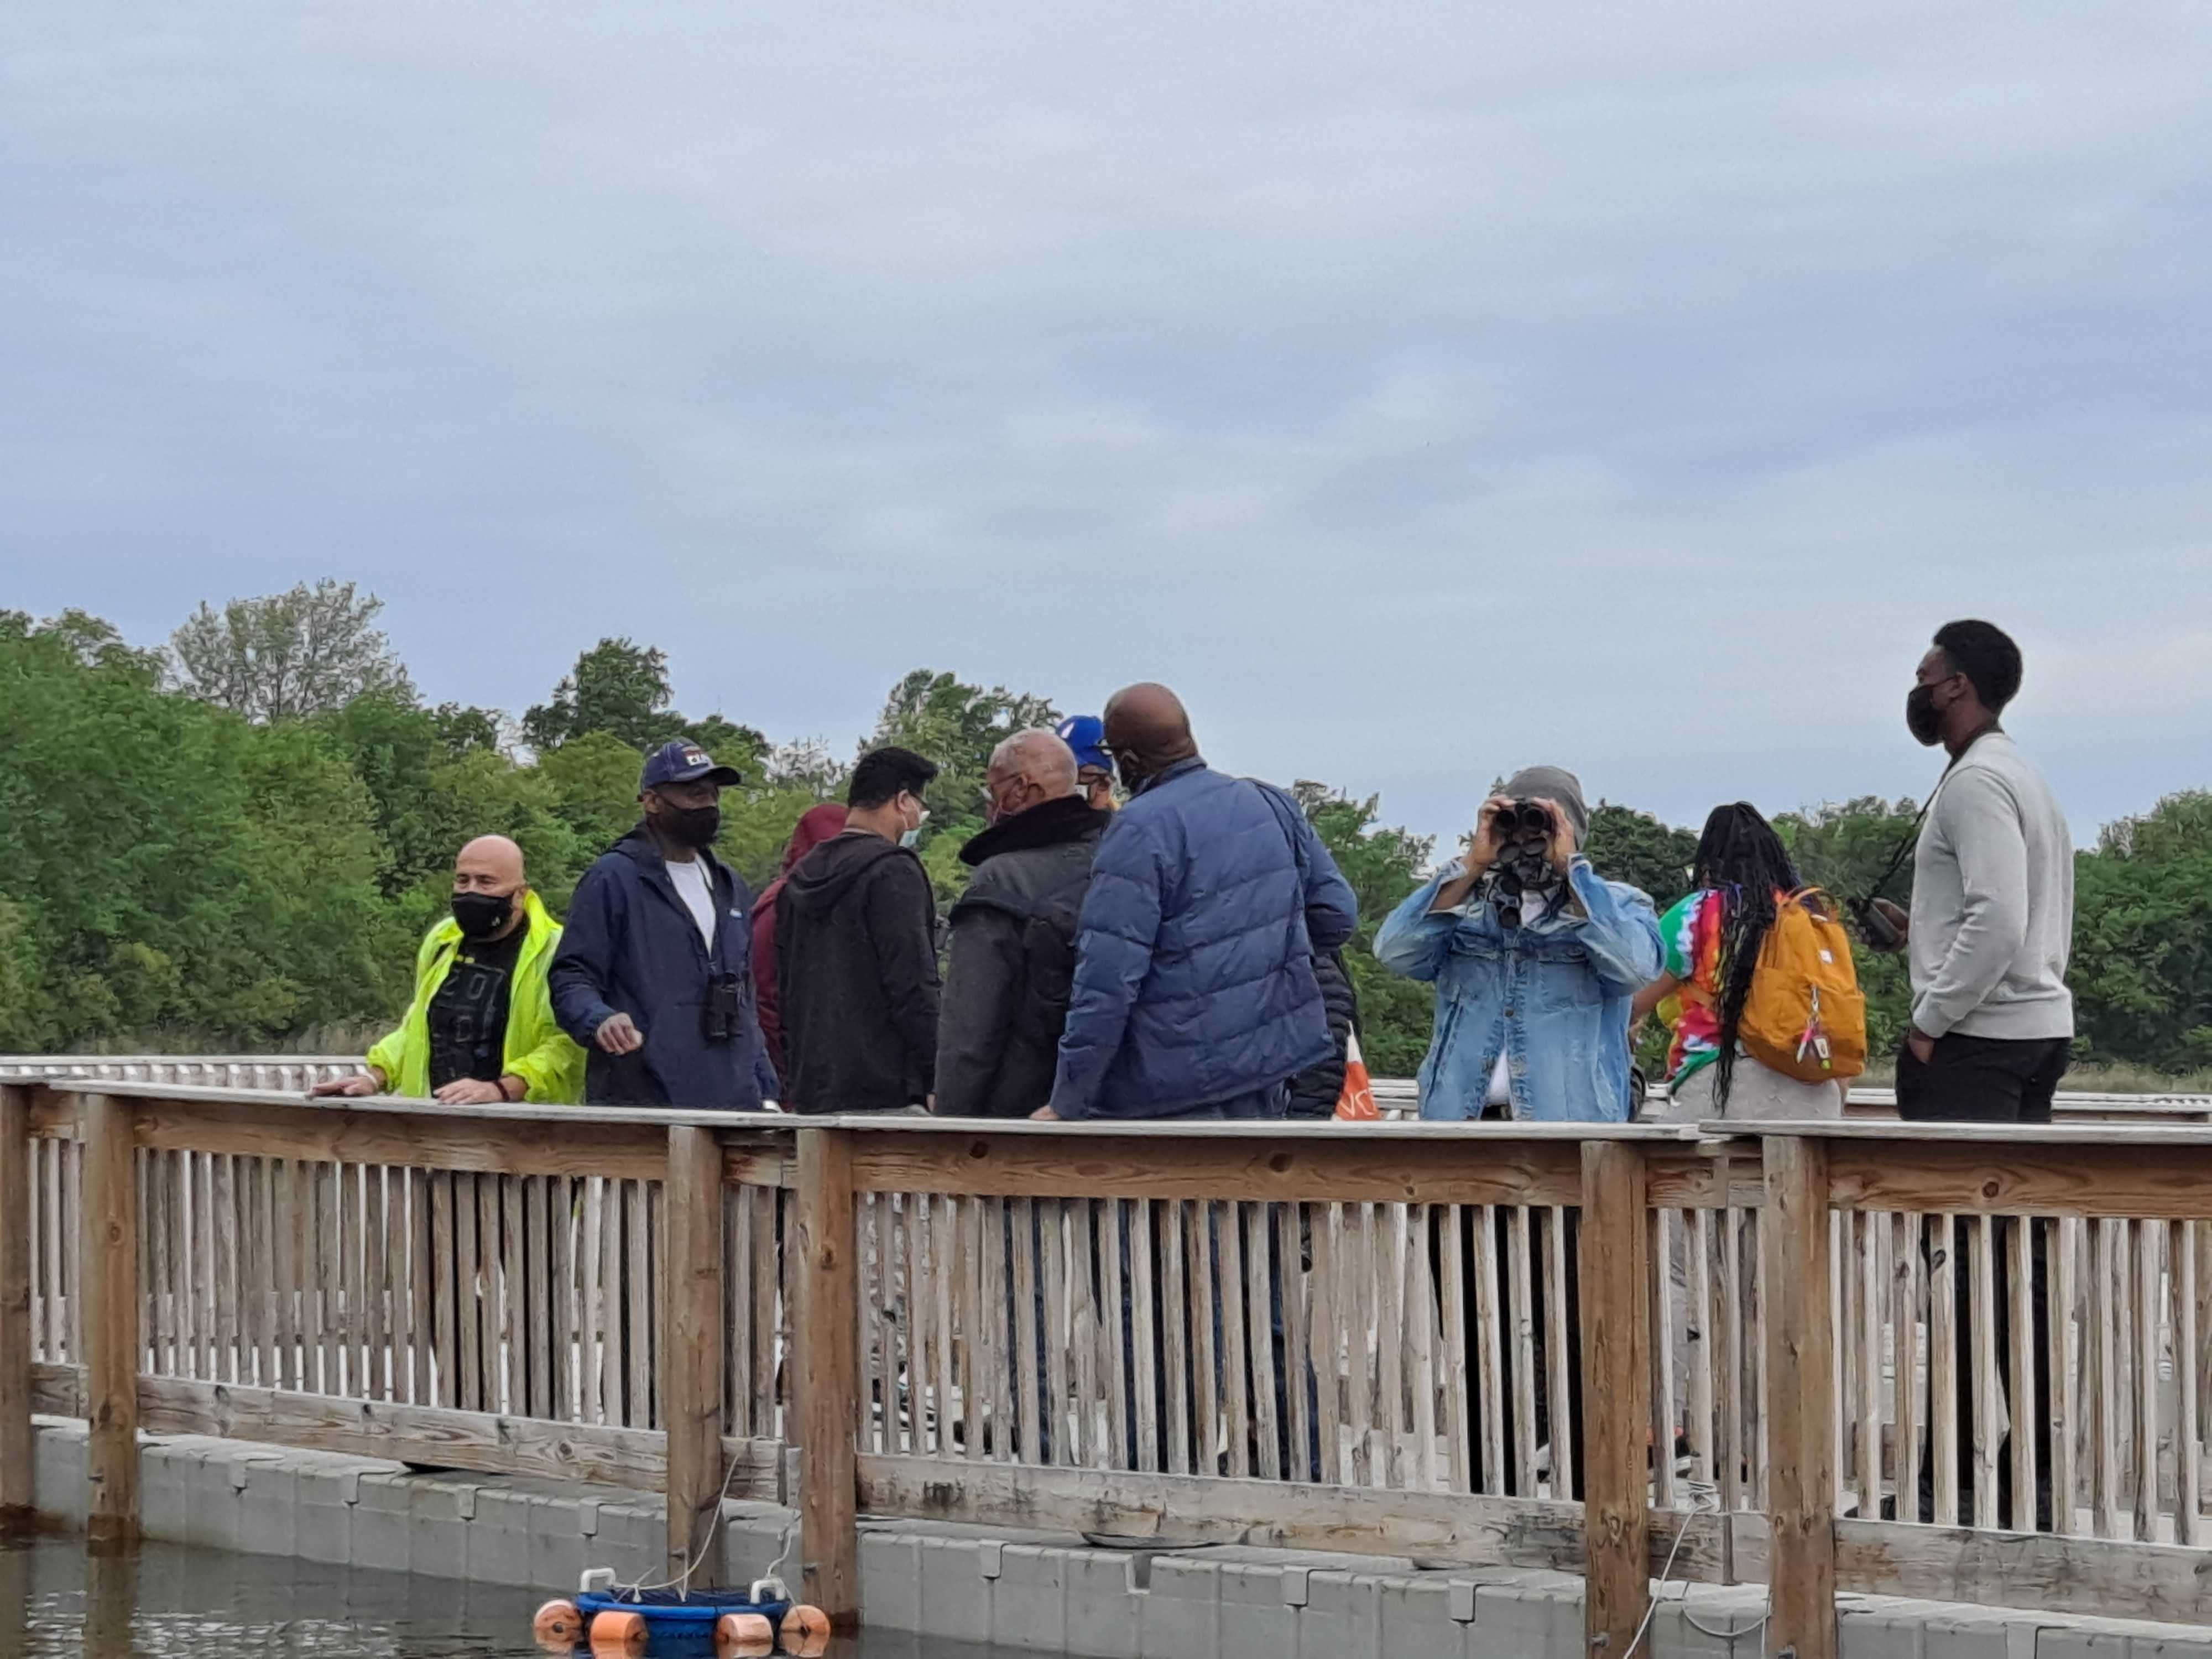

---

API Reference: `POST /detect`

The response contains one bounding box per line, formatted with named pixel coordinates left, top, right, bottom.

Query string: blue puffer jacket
left=1049, top=759, right=1359, bottom=1120
left=549, top=827, right=780, bottom=1111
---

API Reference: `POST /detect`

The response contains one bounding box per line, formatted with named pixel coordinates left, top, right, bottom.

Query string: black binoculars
left=700, top=972, right=746, bottom=1044
left=1493, top=800, right=1554, bottom=837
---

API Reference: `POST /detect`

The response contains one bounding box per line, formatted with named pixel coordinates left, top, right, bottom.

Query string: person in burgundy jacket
left=751, top=802, right=848, bottom=1084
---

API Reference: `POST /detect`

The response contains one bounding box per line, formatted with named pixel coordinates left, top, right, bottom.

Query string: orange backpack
left=1736, top=889, right=1867, bottom=1084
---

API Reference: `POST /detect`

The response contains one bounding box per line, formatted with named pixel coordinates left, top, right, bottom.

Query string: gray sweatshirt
left=1908, top=731, right=2074, bottom=1041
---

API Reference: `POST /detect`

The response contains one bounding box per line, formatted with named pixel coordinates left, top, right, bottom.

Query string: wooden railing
left=8, top=1076, right=2212, bottom=1658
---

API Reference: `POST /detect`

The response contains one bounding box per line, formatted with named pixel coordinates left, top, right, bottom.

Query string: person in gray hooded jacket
left=935, top=729, right=1112, bottom=1118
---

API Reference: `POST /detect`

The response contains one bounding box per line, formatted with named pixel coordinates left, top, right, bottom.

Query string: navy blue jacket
left=549, top=826, right=779, bottom=1110
left=1048, top=759, right=1359, bottom=1120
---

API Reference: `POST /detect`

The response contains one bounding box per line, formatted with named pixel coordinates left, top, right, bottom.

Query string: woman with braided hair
left=1635, top=802, right=1846, bottom=1120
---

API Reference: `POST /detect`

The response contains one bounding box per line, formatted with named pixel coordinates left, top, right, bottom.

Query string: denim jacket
left=1373, top=858, right=1662, bottom=1122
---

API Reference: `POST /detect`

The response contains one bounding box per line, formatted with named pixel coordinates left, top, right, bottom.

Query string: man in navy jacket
left=550, top=739, right=779, bottom=1110
left=1040, top=684, right=1358, bottom=1121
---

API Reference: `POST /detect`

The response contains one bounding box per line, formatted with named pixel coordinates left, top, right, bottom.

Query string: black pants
left=1898, top=1031, right=2069, bottom=1529
left=1896, top=1031, right=2070, bottom=1124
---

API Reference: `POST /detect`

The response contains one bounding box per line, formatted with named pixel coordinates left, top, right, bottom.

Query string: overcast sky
left=4, top=3, right=2208, bottom=856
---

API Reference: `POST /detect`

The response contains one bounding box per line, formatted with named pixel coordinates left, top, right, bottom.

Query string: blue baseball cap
left=1056, top=715, right=1112, bottom=774
left=639, top=738, right=743, bottom=792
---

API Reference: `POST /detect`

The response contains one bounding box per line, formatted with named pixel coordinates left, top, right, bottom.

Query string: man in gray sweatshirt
left=1876, top=618, right=2072, bottom=1532
left=1879, top=618, right=2075, bottom=1121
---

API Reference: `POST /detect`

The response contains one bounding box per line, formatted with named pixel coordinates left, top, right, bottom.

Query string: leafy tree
left=431, top=702, right=504, bottom=756
left=169, top=580, right=413, bottom=721
left=1584, top=802, right=1699, bottom=911
left=523, top=637, right=766, bottom=764
left=2072, top=792, right=2212, bottom=1068
left=1775, top=796, right=1925, bottom=1057
left=0, top=617, right=392, bottom=1046
left=1292, top=782, right=1438, bottom=1079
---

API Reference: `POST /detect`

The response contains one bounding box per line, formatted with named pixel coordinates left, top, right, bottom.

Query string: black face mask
left=451, top=890, right=514, bottom=941
left=1905, top=683, right=1945, bottom=747
left=659, top=804, right=722, bottom=848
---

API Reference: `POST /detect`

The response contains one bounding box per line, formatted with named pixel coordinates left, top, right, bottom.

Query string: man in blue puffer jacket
left=1040, top=683, right=1358, bottom=1121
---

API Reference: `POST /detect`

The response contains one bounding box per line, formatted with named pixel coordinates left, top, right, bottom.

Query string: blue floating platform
left=573, top=1587, right=793, bottom=1654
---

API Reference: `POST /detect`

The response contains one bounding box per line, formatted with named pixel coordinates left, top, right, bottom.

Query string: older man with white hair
left=933, top=728, right=1113, bottom=1118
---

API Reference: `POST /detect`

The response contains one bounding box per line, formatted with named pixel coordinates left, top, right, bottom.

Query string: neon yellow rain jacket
left=365, top=889, right=586, bottom=1104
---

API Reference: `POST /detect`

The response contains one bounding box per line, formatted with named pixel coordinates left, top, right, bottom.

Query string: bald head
left=983, top=728, right=1079, bottom=823
left=1102, top=683, right=1198, bottom=791
left=455, top=835, right=526, bottom=887
left=451, top=835, right=529, bottom=941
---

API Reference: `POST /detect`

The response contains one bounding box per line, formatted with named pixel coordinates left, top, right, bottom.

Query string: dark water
left=0, top=1535, right=989, bottom=1659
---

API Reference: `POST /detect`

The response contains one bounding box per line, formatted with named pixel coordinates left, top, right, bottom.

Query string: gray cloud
left=4, top=1, right=2208, bottom=854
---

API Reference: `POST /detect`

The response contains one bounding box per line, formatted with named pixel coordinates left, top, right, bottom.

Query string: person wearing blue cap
left=1054, top=714, right=1118, bottom=813
left=548, top=738, right=780, bottom=1110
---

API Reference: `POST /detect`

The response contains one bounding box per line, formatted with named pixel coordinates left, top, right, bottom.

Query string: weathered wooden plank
left=905, top=1192, right=931, bottom=1455
left=0, top=1085, right=32, bottom=1518
left=1687, top=1206, right=1714, bottom=1488
left=1970, top=1215, right=1998, bottom=1526
left=1546, top=1204, right=1575, bottom=1505
left=665, top=1124, right=727, bottom=1584
left=1579, top=1142, right=1651, bottom=1656
left=1162, top=1199, right=1190, bottom=1476
left=1647, top=1207, right=1677, bottom=1512
left=2050, top=1214, right=2078, bottom=1535
left=82, top=1093, right=140, bottom=1549
left=1014, top=1197, right=1043, bottom=1465
left=1132, top=1199, right=1160, bottom=1476
left=1473, top=1204, right=1505, bottom=1498
left=1764, top=1136, right=1837, bottom=1659
left=1832, top=1516, right=2212, bottom=1625
left=213, top=1154, right=239, bottom=1386
left=750, top=1183, right=778, bottom=1442
left=984, top=1196, right=1011, bottom=1463
left=856, top=1452, right=1737, bottom=1580
left=849, top=1134, right=1584, bottom=1207
left=1508, top=1206, right=1537, bottom=1498
left=624, top=1179, right=650, bottom=1429
left=2095, top=1218, right=2122, bottom=1537
left=1184, top=1199, right=1215, bottom=1480
left=127, top=1095, right=670, bottom=1182
left=1044, top=1200, right=1072, bottom=1469
left=1342, top=1205, right=1373, bottom=1486
left=961, top=1195, right=985, bottom=1464
left=1402, top=1203, right=1433, bottom=1492
left=795, top=1128, right=860, bottom=1630
left=1859, top=1209, right=1883, bottom=1522
left=2007, top=1217, right=2036, bottom=1530
left=1247, top=1201, right=1281, bottom=1483
left=1827, top=1142, right=2212, bottom=1220
left=1892, top=1211, right=1921, bottom=1527
left=2177, top=1224, right=2204, bottom=1547
left=1218, top=1201, right=1248, bottom=1479
left=128, top=1373, right=780, bottom=1498
left=2133, top=1219, right=2161, bottom=1543
left=933, top=1194, right=957, bottom=1462
left=1930, top=1211, right=1958, bottom=1526
left=1438, top=1204, right=1469, bottom=1495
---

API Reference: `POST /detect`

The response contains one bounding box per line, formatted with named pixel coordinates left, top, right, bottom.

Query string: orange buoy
left=716, top=1610, right=776, bottom=1657
left=588, top=1606, right=649, bottom=1658
left=533, top=1598, right=585, bottom=1651
left=780, top=1603, right=832, bottom=1657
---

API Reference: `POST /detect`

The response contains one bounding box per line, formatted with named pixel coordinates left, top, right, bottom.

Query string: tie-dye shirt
left=1657, top=888, right=1728, bottom=1086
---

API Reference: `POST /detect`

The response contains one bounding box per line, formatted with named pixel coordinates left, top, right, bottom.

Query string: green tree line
left=2, top=588, right=2206, bottom=1081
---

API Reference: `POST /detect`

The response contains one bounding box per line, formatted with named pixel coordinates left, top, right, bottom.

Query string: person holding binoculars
left=1374, top=765, right=1662, bottom=1124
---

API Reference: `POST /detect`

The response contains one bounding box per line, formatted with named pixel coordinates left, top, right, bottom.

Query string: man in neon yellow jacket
left=313, top=835, right=585, bottom=1105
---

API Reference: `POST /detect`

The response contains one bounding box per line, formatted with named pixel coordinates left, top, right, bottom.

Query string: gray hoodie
left=1908, top=732, right=2074, bottom=1041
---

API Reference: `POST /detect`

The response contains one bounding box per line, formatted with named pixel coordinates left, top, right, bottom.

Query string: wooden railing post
left=665, top=1124, right=728, bottom=1584
left=1579, top=1139, right=1652, bottom=1656
left=794, top=1125, right=859, bottom=1630
left=0, top=1083, right=31, bottom=1522
left=1764, top=1134, right=1837, bottom=1659
left=80, top=1091, right=139, bottom=1551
